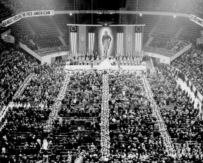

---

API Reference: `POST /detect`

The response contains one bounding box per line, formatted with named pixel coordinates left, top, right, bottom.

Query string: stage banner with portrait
left=68, top=25, right=143, bottom=58
left=86, top=26, right=123, bottom=58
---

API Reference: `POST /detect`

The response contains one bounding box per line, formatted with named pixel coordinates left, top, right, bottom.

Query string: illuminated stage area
left=65, top=58, right=146, bottom=71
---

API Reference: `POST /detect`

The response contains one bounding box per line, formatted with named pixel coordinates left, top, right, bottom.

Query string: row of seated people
left=172, top=46, right=203, bottom=94
left=108, top=71, right=172, bottom=162
left=147, top=64, right=203, bottom=162
left=67, top=56, right=142, bottom=66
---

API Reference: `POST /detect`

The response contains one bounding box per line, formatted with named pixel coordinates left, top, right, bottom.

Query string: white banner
left=21, top=10, right=54, bottom=18
left=190, top=14, right=203, bottom=27
left=2, top=13, right=22, bottom=27
left=1, top=10, right=55, bottom=27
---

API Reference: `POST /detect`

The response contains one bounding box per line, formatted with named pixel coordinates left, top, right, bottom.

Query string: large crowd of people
left=108, top=71, right=170, bottom=162
left=172, top=46, right=203, bottom=95
left=0, top=0, right=203, bottom=162
left=0, top=46, right=202, bottom=162
left=0, top=48, right=39, bottom=106
left=147, top=64, right=203, bottom=162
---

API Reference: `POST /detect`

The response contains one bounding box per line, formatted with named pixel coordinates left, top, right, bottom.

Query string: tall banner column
left=78, top=26, right=87, bottom=55
left=124, top=26, right=134, bottom=56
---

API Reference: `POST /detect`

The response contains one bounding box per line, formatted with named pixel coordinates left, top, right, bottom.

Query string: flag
left=134, top=26, right=143, bottom=55
left=70, top=26, right=78, bottom=55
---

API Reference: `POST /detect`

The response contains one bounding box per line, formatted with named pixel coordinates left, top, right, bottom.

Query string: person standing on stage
left=102, top=31, right=112, bottom=58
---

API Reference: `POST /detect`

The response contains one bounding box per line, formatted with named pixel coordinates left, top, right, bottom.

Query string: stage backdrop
left=69, top=25, right=144, bottom=58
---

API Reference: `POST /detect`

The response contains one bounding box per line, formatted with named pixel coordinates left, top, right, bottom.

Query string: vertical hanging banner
left=135, top=26, right=143, bottom=55
left=88, top=32, right=95, bottom=55
left=125, top=26, right=134, bottom=55
left=87, top=27, right=96, bottom=56
left=1, top=10, right=54, bottom=27
left=70, top=26, right=78, bottom=55
left=78, top=26, right=87, bottom=54
left=116, top=26, right=124, bottom=57
left=98, top=27, right=116, bottom=58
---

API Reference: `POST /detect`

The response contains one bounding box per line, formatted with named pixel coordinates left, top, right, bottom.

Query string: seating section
left=53, top=15, right=73, bottom=46
left=146, top=17, right=193, bottom=56
left=126, top=0, right=192, bottom=13
left=108, top=72, right=167, bottom=162
left=50, top=71, right=102, bottom=161
left=137, top=15, right=160, bottom=44
left=172, top=46, right=203, bottom=94
left=28, top=17, right=62, bottom=49
left=21, top=64, right=65, bottom=106
left=178, top=20, right=202, bottom=42
left=0, top=46, right=39, bottom=105
left=147, top=64, right=202, bottom=160
left=0, top=56, right=203, bottom=162
left=152, top=17, right=183, bottom=40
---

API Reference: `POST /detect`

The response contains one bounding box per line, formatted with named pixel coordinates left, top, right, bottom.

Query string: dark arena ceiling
left=0, top=0, right=203, bottom=29
left=0, top=0, right=203, bottom=18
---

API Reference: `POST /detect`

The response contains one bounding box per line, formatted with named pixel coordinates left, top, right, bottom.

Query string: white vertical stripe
left=117, top=33, right=119, bottom=55
left=121, top=33, right=124, bottom=55
left=117, top=33, right=121, bottom=54
left=90, top=33, right=91, bottom=54
left=91, top=33, right=93, bottom=54
left=137, top=33, right=140, bottom=56
left=138, top=33, right=140, bottom=54
left=89, top=33, right=91, bottom=54
left=121, top=33, right=123, bottom=55
left=71, top=33, right=74, bottom=53
left=73, top=33, right=75, bottom=55
left=88, top=33, right=90, bottom=53
left=139, top=33, right=141, bottom=54
left=74, top=32, right=76, bottom=55
left=140, top=33, right=142, bottom=54
left=135, top=33, right=137, bottom=55
left=70, top=33, right=72, bottom=54
left=92, top=33, right=93, bottom=54
left=75, top=33, right=77, bottom=56
left=119, top=33, right=121, bottom=55
left=137, top=33, right=140, bottom=55
left=93, top=33, right=95, bottom=54
left=73, top=33, right=75, bottom=54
